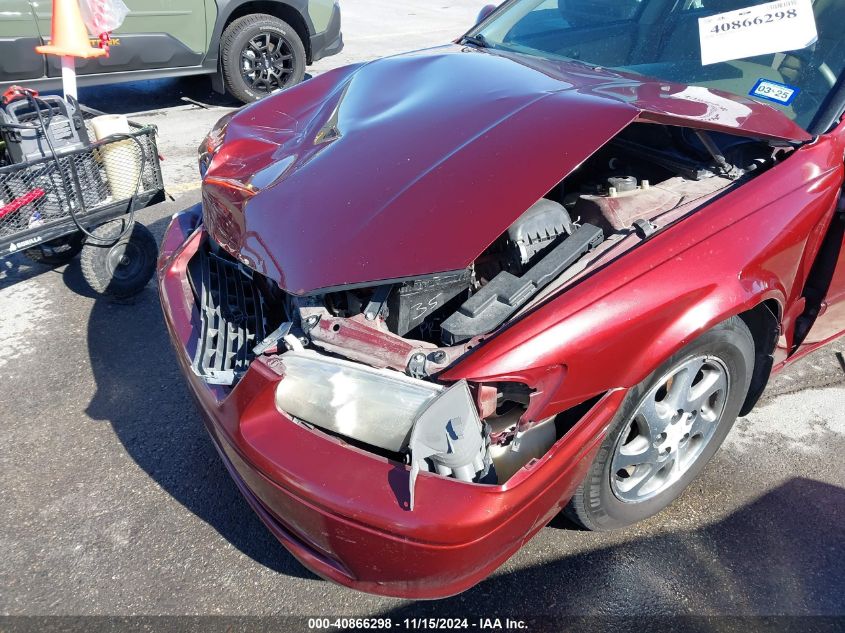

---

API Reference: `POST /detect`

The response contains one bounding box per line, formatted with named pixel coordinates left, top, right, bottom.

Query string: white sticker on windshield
left=698, top=0, right=818, bottom=66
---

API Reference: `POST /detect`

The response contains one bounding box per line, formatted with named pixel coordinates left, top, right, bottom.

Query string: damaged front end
left=181, top=47, right=800, bottom=507
left=183, top=230, right=564, bottom=505
left=159, top=204, right=625, bottom=596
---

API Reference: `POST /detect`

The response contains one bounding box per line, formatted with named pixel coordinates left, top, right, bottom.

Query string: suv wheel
left=565, top=317, right=755, bottom=530
left=221, top=13, right=306, bottom=103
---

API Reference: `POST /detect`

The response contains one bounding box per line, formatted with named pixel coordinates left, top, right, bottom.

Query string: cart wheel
left=23, top=233, right=84, bottom=266
left=80, top=220, right=158, bottom=298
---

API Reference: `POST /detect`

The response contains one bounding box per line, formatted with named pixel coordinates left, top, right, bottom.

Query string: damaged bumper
left=157, top=207, right=623, bottom=598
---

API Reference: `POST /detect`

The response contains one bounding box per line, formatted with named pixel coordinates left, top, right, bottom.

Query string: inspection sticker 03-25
left=749, top=78, right=801, bottom=105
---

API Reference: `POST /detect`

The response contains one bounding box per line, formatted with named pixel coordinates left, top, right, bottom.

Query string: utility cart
left=0, top=96, right=164, bottom=297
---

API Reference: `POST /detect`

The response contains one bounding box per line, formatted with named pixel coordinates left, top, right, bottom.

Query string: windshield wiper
left=461, top=33, right=488, bottom=48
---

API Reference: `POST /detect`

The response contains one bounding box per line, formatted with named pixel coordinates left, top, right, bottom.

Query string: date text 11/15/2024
left=307, top=618, right=529, bottom=630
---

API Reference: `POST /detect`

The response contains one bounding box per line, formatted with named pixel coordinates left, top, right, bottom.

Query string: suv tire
left=221, top=13, right=306, bottom=103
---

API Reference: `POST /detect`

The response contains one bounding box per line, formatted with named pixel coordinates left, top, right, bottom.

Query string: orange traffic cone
left=35, top=0, right=106, bottom=58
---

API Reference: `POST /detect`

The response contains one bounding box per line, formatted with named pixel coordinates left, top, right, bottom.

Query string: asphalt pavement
left=1, top=0, right=844, bottom=624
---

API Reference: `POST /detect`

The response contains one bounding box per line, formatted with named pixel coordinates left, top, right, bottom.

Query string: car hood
left=202, top=45, right=810, bottom=294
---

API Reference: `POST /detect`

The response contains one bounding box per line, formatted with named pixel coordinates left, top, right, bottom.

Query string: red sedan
left=158, top=0, right=845, bottom=598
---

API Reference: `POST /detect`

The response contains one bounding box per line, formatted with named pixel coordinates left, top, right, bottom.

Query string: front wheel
left=220, top=14, right=306, bottom=103
left=566, top=317, right=755, bottom=531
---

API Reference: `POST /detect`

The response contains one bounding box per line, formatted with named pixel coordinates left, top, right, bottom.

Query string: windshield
left=472, top=0, right=845, bottom=131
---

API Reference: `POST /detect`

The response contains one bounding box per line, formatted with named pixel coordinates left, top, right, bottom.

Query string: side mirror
left=476, top=4, right=496, bottom=25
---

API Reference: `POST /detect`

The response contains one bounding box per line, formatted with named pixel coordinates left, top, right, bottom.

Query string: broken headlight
left=274, top=350, right=494, bottom=507
left=274, top=350, right=443, bottom=453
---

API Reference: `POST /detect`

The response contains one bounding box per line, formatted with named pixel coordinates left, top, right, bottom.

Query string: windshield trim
left=810, top=74, right=845, bottom=135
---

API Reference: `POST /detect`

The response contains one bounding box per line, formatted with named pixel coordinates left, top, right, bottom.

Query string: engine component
left=506, top=198, right=573, bottom=265
left=408, top=380, right=493, bottom=509
left=607, top=175, right=637, bottom=194
left=386, top=269, right=472, bottom=336
left=573, top=174, right=733, bottom=232
left=441, top=223, right=604, bottom=345
left=275, top=350, right=442, bottom=452
left=610, top=136, right=713, bottom=181
left=364, top=284, right=392, bottom=321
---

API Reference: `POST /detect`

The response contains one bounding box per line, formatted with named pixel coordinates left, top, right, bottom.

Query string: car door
left=36, top=0, right=208, bottom=77
left=785, top=2, right=845, bottom=354
left=0, top=0, right=45, bottom=81
left=796, top=146, right=845, bottom=349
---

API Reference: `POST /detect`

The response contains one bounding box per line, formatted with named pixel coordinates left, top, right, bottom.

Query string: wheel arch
left=736, top=299, right=782, bottom=415
left=209, top=0, right=313, bottom=81
left=613, top=293, right=785, bottom=413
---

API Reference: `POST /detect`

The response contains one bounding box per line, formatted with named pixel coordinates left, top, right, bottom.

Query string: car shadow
left=74, top=215, right=315, bottom=580
left=65, top=72, right=314, bottom=114
left=377, top=478, right=844, bottom=618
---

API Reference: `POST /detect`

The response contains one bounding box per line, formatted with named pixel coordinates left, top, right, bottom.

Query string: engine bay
left=318, top=123, right=776, bottom=348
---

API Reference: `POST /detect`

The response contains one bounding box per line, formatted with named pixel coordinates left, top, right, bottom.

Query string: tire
left=23, top=233, right=83, bottom=266
left=566, top=317, right=755, bottom=531
left=80, top=220, right=158, bottom=298
left=220, top=13, right=306, bottom=103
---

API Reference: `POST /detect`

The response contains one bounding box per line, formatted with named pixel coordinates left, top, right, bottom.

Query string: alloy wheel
left=610, top=355, right=730, bottom=502
left=240, top=32, right=295, bottom=93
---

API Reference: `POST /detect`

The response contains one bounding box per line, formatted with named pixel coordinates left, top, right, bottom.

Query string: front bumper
left=157, top=207, right=624, bottom=598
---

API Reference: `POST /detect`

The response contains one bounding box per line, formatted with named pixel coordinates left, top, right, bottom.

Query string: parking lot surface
left=1, top=0, right=844, bottom=623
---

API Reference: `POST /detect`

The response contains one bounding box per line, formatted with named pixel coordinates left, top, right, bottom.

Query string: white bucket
left=91, top=114, right=140, bottom=200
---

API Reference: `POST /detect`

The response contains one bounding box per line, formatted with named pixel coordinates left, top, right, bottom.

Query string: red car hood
left=202, top=46, right=810, bottom=294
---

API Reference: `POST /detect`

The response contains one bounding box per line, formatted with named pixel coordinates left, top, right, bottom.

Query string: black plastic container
left=0, top=96, right=89, bottom=164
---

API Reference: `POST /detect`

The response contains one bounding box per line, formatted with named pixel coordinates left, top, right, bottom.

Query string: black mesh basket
left=0, top=111, right=164, bottom=256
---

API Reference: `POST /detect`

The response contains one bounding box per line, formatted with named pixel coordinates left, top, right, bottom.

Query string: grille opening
left=188, top=239, right=270, bottom=386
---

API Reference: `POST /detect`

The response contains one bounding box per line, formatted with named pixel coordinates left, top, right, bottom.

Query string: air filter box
left=387, top=269, right=472, bottom=336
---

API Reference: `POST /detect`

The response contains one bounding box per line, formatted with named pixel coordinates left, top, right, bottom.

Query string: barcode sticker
left=698, top=0, right=817, bottom=66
